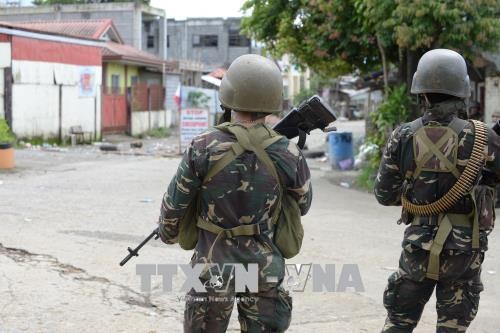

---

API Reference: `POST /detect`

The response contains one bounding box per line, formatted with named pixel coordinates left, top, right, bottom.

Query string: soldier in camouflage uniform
left=158, top=54, right=312, bottom=332
left=375, top=49, right=500, bottom=332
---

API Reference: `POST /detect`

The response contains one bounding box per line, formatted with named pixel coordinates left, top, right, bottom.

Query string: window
left=130, top=76, right=138, bottom=86
left=111, top=74, right=120, bottom=94
left=192, top=34, right=218, bottom=47
left=81, top=12, right=91, bottom=20
left=228, top=29, right=250, bottom=47
left=147, top=36, right=155, bottom=48
left=144, top=21, right=152, bottom=34
left=167, top=35, right=170, bottom=48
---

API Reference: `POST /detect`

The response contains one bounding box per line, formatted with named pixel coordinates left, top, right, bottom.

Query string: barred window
left=228, top=29, right=250, bottom=47
left=192, top=34, right=218, bottom=47
left=147, top=36, right=155, bottom=48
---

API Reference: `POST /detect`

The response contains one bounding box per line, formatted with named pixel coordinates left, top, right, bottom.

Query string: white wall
left=11, top=60, right=102, bottom=139
left=484, top=76, right=500, bottom=126
left=131, top=109, right=171, bottom=136
left=0, top=42, right=11, bottom=68
left=61, top=85, right=100, bottom=140
left=12, top=84, right=59, bottom=137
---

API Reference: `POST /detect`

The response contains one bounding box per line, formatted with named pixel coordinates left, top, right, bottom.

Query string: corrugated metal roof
left=103, top=41, right=163, bottom=65
left=1, top=19, right=123, bottom=43
left=0, top=19, right=179, bottom=72
left=103, top=42, right=182, bottom=73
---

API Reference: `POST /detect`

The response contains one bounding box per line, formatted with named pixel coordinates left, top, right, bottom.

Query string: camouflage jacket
left=374, top=101, right=500, bottom=252
left=158, top=123, right=312, bottom=282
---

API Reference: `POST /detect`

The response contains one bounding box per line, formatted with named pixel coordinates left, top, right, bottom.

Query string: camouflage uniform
left=159, top=123, right=312, bottom=333
left=374, top=101, right=500, bottom=332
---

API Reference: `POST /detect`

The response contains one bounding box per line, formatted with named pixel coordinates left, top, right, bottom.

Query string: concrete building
left=0, top=1, right=167, bottom=60
left=0, top=19, right=178, bottom=139
left=167, top=17, right=259, bottom=73
left=0, top=22, right=103, bottom=140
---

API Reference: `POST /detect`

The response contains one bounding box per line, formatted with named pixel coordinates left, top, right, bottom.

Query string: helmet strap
left=218, top=106, right=232, bottom=125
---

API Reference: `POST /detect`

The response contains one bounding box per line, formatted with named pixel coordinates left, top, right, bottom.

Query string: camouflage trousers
left=184, top=281, right=292, bottom=333
left=382, top=246, right=484, bottom=333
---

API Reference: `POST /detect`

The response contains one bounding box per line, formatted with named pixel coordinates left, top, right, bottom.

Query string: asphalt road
left=0, top=134, right=498, bottom=332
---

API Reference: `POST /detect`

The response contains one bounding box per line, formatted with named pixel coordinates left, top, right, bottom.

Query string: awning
left=201, top=74, right=221, bottom=87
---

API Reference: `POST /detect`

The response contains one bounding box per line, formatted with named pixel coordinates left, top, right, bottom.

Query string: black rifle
left=119, top=228, right=159, bottom=266
left=120, top=95, right=337, bottom=266
left=273, top=95, right=338, bottom=149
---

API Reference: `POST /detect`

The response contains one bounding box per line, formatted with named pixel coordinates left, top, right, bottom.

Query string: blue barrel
left=328, top=132, right=354, bottom=170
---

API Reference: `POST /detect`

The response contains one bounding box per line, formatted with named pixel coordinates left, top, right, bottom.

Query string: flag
left=174, top=84, right=181, bottom=107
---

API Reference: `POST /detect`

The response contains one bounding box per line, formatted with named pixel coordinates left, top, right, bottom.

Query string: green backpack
left=177, top=123, right=304, bottom=259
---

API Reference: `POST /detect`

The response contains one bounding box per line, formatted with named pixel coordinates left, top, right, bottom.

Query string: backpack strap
left=224, top=125, right=284, bottom=225
left=411, top=116, right=466, bottom=180
left=197, top=124, right=285, bottom=261
left=402, top=120, right=488, bottom=280
left=413, top=128, right=460, bottom=179
left=203, top=142, right=245, bottom=184
left=204, top=123, right=283, bottom=184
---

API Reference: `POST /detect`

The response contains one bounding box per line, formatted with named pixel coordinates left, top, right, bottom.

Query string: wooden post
left=4, top=67, right=12, bottom=128
left=147, top=85, right=151, bottom=131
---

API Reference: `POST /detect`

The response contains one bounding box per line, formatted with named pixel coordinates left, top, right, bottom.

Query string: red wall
left=11, top=36, right=101, bottom=66
left=0, top=34, right=11, bottom=42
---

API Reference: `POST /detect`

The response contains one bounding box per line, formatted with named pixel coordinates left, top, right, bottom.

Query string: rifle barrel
left=119, top=228, right=159, bottom=266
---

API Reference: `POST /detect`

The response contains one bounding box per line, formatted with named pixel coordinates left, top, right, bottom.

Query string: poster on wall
left=180, top=108, right=209, bottom=151
left=79, top=67, right=97, bottom=97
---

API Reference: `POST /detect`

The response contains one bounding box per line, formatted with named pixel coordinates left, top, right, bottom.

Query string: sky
left=151, top=0, right=248, bottom=19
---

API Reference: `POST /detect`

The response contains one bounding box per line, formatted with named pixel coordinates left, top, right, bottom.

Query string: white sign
left=180, top=108, right=209, bottom=150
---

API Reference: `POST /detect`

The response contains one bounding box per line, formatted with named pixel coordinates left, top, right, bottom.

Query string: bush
left=357, top=85, right=412, bottom=190
left=0, top=119, right=15, bottom=144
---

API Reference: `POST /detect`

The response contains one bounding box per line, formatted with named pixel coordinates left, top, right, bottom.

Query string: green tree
left=186, top=91, right=209, bottom=108
left=242, top=0, right=379, bottom=77
left=242, top=0, right=500, bottom=85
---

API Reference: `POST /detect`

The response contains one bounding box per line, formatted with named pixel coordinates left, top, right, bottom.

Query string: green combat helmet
left=411, top=48, right=470, bottom=98
left=219, top=54, right=283, bottom=113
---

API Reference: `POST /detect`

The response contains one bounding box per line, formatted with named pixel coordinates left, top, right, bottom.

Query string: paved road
left=0, top=142, right=498, bottom=332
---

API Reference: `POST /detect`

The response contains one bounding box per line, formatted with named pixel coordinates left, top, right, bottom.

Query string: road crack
left=0, top=243, right=175, bottom=316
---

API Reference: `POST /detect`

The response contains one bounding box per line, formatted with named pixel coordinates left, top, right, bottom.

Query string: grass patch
left=19, top=136, right=63, bottom=146
left=136, top=127, right=171, bottom=139
left=357, top=164, right=377, bottom=192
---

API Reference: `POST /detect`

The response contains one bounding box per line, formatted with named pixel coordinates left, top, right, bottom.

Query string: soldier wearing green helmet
left=375, top=49, right=500, bottom=332
left=157, top=54, right=312, bottom=332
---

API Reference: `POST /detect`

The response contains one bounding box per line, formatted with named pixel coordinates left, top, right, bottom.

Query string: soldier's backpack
left=401, top=118, right=489, bottom=280
left=177, top=123, right=304, bottom=259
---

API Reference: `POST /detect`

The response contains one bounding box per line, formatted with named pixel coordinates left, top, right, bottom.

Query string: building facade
left=0, top=23, right=103, bottom=140
left=0, top=2, right=167, bottom=60
left=167, top=17, right=258, bottom=72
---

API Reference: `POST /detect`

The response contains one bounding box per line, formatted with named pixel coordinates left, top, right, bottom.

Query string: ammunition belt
left=402, top=120, right=488, bottom=216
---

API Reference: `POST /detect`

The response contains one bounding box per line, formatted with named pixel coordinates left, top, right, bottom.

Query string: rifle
left=273, top=95, right=338, bottom=149
left=119, top=95, right=337, bottom=266
left=119, top=228, right=159, bottom=266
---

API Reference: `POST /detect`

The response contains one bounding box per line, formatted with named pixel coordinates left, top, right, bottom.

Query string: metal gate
left=102, top=93, right=128, bottom=133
